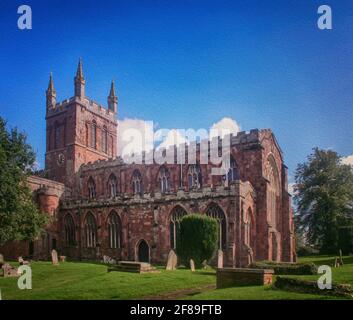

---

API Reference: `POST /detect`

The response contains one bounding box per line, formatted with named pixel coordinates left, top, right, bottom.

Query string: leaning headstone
left=190, top=259, right=195, bottom=272
left=2, top=263, right=19, bottom=278
left=51, top=249, right=59, bottom=265
left=217, top=250, right=223, bottom=268
left=339, top=250, right=344, bottom=265
left=166, top=250, right=177, bottom=270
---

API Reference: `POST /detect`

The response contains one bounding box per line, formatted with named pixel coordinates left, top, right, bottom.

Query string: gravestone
left=190, top=259, right=195, bottom=272
left=18, top=256, right=29, bottom=265
left=59, top=256, right=66, bottom=262
left=51, top=249, right=59, bottom=265
left=103, top=255, right=116, bottom=265
left=217, top=250, right=223, bottom=268
left=166, top=250, right=177, bottom=270
left=0, top=254, right=4, bottom=268
left=1, top=263, right=20, bottom=278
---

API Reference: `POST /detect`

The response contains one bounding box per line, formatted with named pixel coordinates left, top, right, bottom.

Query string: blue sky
left=0, top=0, right=352, bottom=181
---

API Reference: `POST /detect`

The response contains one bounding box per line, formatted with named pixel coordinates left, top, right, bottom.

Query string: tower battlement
left=44, top=60, right=118, bottom=186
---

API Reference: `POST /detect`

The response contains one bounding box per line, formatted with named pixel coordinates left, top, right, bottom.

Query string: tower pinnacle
left=108, top=80, right=118, bottom=113
left=74, top=58, right=85, bottom=98
left=46, top=72, right=56, bottom=109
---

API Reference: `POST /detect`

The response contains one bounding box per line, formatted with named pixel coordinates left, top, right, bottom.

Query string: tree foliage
left=294, top=148, right=353, bottom=253
left=0, top=116, right=47, bottom=246
left=177, top=214, right=218, bottom=268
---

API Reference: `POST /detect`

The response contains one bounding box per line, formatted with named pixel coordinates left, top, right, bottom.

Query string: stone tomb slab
left=108, top=261, right=160, bottom=274
left=216, top=268, right=274, bottom=288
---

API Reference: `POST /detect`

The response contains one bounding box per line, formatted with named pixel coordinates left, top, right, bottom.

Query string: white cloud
left=288, top=183, right=295, bottom=196
left=342, top=155, right=353, bottom=167
left=209, top=117, right=241, bottom=139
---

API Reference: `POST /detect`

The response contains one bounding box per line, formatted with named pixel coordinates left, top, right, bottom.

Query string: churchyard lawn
left=0, top=256, right=352, bottom=300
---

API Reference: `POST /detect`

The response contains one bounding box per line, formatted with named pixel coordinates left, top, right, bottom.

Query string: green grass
left=1, top=255, right=352, bottom=300
left=185, top=285, right=337, bottom=300
left=284, top=255, right=353, bottom=287
left=0, top=262, right=215, bottom=300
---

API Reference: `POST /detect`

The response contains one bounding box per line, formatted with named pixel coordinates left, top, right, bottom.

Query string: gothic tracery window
left=88, top=177, right=96, bottom=199
left=223, top=156, right=239, bottom=184
left=108, top=211, right=121, bottom=249
left=206, top=204, right=227, bottom=250
left=85, top=213, right=97, bottom=248
left=54, top=123, right=61, bottom=149
left=187, top=163, right=202, bottom=190
left=91, top=121, right=97, bottom=149
left=169, top=206, right=187, bottom=249
left=108, top=174, right=117, bottom=198
left=266, top=155, right=280, bottom=228
left=158, top=166, right=171, bottom=193
left=102, top=127, right=108, bottom=153
left=64, top=214, right=76, bottom=246
left=244, top=208, right=253, bottom=247
left=132, top=170, right=143, bottom=194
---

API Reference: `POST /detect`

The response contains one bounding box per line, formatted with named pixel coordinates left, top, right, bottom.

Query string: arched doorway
left=137, top=240, right=149, bottom=262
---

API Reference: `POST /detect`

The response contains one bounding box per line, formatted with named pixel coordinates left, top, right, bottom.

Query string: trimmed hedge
left=249, top=261, right=318, bottom=275
left=274, top=276, right=353, bottom=298
left=177, top=214, right=218, bottom=268
left=297, top=245, right=320, bottom=257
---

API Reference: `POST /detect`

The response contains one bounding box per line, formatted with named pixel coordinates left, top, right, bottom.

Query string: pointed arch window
left=85, top=123, right=89, bottom=146
left=132, top=170, right=143, bottom=194
left=266, top=156, right=280, bottom=228
left=108, top=174, right=117, bottom=198
left=170, top=206, right=187, bottom=249
left=188, top=163, right=202, bottom=190
left=64, top=214, right=76, bottom=246
left=88, top=177, right=96, bottom=199
left=108, top=212, right=122, bottom=249
left=206, top=204, right=227, bottom=250
left=158, top=166, right=171, bottom=193
left=244, top=208, right=252, bottom=247
left=85, top=213, right=97, bottom=248
left=91, top=121, right=97, bottom=149
left=102, top=127, right=108, bottom=153
left=223, top=156, right=239, bottom=184
left=54, top=123, right=61, bottom=149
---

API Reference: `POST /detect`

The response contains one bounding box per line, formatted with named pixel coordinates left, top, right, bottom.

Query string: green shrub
left=250, top=261, right=318, bottom=275
left=177, top=214, right=218, bottom=268
left=297, top=245, right=320, bottom=257
left=274, top=276, right=353, bottom=298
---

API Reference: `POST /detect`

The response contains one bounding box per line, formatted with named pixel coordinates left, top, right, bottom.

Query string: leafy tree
left=294, top=148, right=353, bottom=253
left=177, top=214, right=218, bottom=268
left=0, top=116, right=47, bottom=246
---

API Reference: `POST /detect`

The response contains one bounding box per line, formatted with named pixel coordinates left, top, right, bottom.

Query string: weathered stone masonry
left=0, top=61, right=296, bottom=266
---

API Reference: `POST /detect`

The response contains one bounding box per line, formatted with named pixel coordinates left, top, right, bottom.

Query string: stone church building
left=1, top=61, right=296, bottom=267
